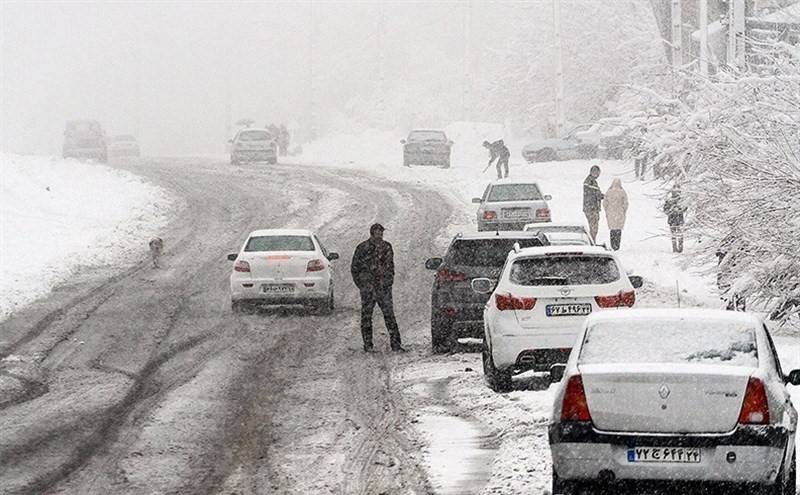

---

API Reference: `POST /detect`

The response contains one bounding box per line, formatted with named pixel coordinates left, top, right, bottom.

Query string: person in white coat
left=602, top=178, right=628, bottom=250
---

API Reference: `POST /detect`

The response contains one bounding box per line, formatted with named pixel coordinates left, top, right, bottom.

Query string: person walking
left=350, top=223, right=404, bottom=353
left=663, top=184, right=686, bottom=253
left=602, top=178, right=628, bottom=250
left=582, top=165, right=604, bottom=244
left=483, top=139, right=510, bottom=179
left=632, top=128, right=649, bottom=181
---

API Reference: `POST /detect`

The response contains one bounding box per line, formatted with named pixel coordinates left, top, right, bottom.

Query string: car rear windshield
left=446, top=238, right=545, bottom=267
left=509, top=255, right=620, bottom=285
left=579, top=319, right=758, bottom=367
left=238, top=131, right=271, bottom=141
left=544, top=232, right=593, bottom=245
left=487, top=184, right=543, bottom=202
left=245, top=235, right=315, bottom=252
left=408, top=131, right=446, bottom=142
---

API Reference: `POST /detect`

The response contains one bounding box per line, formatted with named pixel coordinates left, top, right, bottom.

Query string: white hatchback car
left=549, top=309, right=800, bottom=495
left=228, top=229, right=338, bottom=313
left=472, top=245, right=642, bottom=392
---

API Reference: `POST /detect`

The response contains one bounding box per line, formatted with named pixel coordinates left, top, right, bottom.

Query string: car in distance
left=229, top=128, right=278, bottom=165
left=107, top=135, right=141, bottom=158
left=523, top=222, right=594, bottom=246
left=471, top=245, right=643, bottom=392
left=549, top=309, right=800, bottom=495
left=425, top=231, right=549, bottom=353
left=228, top=229, right=338, bottom=313
left=474, top=179, right=552, bottom=231
left=63, top=119, right=108, bottom=162
left=401, top=129, right=453, bottom=168
left=521, top=124, right=597, bottom=163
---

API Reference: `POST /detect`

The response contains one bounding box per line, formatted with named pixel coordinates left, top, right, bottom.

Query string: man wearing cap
left=351, top=223, right=404, bottom=352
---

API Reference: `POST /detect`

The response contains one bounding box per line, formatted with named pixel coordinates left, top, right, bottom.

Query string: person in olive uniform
left=351, top=223, right=404, bottom=353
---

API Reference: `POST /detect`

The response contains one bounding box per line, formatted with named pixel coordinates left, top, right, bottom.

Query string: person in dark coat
left=663, top=184, right=686, bottom=253
left=582, top=165, right=604, bottom=244
left=483, top=139, right=510, bottom=179
left=351, top=223, right=404, bottom=352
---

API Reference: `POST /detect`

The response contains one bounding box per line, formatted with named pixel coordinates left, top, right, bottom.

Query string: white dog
left=149, top=237, right=164, bottom=268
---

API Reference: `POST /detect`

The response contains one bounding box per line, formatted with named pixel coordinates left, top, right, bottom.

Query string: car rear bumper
left=549, top=422, right=789, bottom=484
left=491, top=328, right=579, bottom=370
left=232, top=150, right=277, bottom=161
left=63, top=148, right=106, bottom=159
left=432, top=304, right=485, bottom=338
left=478, top=220, right=540, bottom=231
left=404, top=151, right=449, bottom=164
left=230, top=277, right=330, bottom=303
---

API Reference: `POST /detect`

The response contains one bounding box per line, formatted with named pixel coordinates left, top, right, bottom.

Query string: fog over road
left=0, top=157, right=454, bottom=494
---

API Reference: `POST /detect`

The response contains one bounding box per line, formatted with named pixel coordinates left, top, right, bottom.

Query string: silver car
left=229, top=128, right=278, bottom=165
left=473, top=179, right=552, bottom=231
left=523, top=222, right=594, bottom=246
left=549, top=309, right=800, bottom=495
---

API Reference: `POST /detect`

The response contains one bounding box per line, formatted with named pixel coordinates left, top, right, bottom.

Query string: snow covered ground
left=1, top=125, right=798, bottom=493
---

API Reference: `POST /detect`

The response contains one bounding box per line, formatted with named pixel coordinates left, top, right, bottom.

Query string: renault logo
left=659, top=385, right=670, bottom=399
left=559, top=287, right=573, bottom=296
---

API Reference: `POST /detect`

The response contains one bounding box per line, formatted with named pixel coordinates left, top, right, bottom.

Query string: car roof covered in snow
left=584, top=308, right=763, bottom=326
left=489, top=178, right=542, bottom=186
left=248, top=228, right=314, bottom=238
left=453, top=230, right=549, bottom=241
left=512, top=244, right=611, bottom=257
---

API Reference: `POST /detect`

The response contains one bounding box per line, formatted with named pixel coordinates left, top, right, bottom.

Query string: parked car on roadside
left=471, top=245, right=643, bottom=392
left=523, top=222, right=594, bottom=246
left=62, top=119, right=107, bottom=162
left=549, top=308, right=800, bottom=495
left=228, top=229, right=338, bottom=313
left=401, top=129, right=453, bottom=168
left=425, top=231, right=549, bottom=353
left=229, top=128, right=278, bottom=165
left=521, top=125, right=597, bottom=163
left=474, top=179, right=552, bottom=231
left=107, top=135, right=141, bottom=158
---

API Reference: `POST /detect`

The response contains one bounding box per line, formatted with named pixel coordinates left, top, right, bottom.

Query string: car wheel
left=551, top=472, right=585, bottom=495
left=430, top=315, right=452, bottom=354
left=403, top=158, right=411, bottom=167
left=440, top=157, right=450, bottom=169
left=231, top=300, right=246, bottom=313
left=483, top=344, right=512, bottom=392
left=770, top=447, right=796, bottom=495
left=536, top=148, right=557, bottom=162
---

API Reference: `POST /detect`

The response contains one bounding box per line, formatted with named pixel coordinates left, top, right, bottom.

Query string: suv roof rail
left=513, top=242, right=521, bottom=253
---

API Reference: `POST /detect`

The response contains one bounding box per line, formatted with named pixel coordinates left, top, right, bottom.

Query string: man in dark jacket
left=663, top=184, right=686, bottom=253
left=483, top=140, right=510, bottom=179
left=582, top=165, right=604, bottom=244
left=351, top=223, right=404, bottom=352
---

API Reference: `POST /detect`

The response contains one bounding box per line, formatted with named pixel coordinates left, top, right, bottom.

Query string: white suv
left=472, top=245, right=642, bottom=392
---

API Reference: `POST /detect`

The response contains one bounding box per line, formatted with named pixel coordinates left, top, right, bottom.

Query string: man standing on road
left=351, top=223, right=404, bottom=353
left=483, top=140, right=510, bottom=179
left=582, top=165, right=604, bottom=244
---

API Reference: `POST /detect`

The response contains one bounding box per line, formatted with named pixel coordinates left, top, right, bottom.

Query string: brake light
left=495, top=293, right=537, bottom=311
left=536, top=207, right=551, bottom=219
left=595, top=291, right=635, bottom=308
left=234, top=260, right=251, bottom=273
left=483, top=210, right=497, bottom=220
left=738, top=377, right=770, bottom=424
left=436, top=269, right=467, bottom=282
left=561, top=375, right=592, bottom=422
left=306, top=259, right=325, bottom=272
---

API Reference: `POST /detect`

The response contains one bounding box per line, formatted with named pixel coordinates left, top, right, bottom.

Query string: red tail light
left=561, top=375, right=592, bottom=422
left=234, top=260, right=251, bottom=273
left=536, top=207, right=551, bottom=219
left=436, top=269, right=467, bottom=282
left=483, top=210, right=497, bottom=220
left=738, top=377, right=770, bottom=424
left=495, top=293, right=537, bottom=311
left=306, top=259, right=325, bottom=272
left=595, top=291, right=635, bottom=308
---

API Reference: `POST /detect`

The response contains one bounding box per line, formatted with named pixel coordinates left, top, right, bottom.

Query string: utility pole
left=699, top=0, right=708, bottom=75
left=671, top=0, right=683, bottom=68
left=553, top=0, right=565, bottom=137
left=378, top=4, right=387, bottom=129
left=727, top=0, right=746, bottom=68
left=309, top=0, right=316, bottom=141
left=463, top=0, right=472, bottom=121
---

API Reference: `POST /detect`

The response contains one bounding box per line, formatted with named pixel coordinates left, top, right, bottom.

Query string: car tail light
left=234, top=260, right=251, bottom=273
left=495, top=293, right=537, bottom=311
left=595, top=291, right=635, bottom=308
left=738, top=377, right=770, bottom=424
left=483, top=210, right=497, bottom=220
left=307, top=259, right=325, bottom=272
left=535, top=207, right=551, bottom=219
left=561, top=375, right=592, bottom=422
left=436, top=269, right=467, bottom=282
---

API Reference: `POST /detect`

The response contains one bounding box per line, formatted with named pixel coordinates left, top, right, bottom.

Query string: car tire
left=536, top=148, right=557, bottom=162
left=483, top=344, right=512, bottom=392
left=440, top=157, right=450, bottom=169
left=403, top=157, right=412, bottom=167
left=430, top=315, right=452, bottom=354
left=231, top=300, right=246, bottom=313
left=764, top=447, right=796, bottom=495
left=551, top=472, right=582, bottom=495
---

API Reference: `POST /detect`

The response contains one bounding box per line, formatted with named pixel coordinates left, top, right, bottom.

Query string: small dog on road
left=149, top=237, right=164, bottom=268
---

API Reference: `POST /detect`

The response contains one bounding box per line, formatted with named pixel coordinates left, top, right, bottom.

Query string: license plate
left=546, top=304, right=592, bottom=316
left=502, top=209, right=530, bottom=219
left=261, top=284, right=295, bottom=293
left=627, top=447, right=701, bottom=463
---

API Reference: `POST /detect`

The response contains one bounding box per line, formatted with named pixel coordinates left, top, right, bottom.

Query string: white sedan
left=228, top=229, right=338, bottom=313
left=549, top=309, right=799, bottom=495
left=472, top=245, right=643, bottom=392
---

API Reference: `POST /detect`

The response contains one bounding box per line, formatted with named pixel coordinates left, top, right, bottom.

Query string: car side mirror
left=786, top=369, right=800, bottom=386
left=471, top=197, right=482, bottom=203
left=327, top=252, right=339, bottom=261
left=227, top=253, right=237, bottom=261
left=550, top=364, right=566, bottom=383
left=425, top=257, right=442, bottom=270
left=400, top=139, right=406, bottom=144
left=544, top=194, right=552, bottom=201
left=628, top=275, right=643, bottom=289
left=471, top=278, right=495, bottom=294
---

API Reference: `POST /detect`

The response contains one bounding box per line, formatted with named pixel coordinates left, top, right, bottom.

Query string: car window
left=238, top=130, right=271, bottom=141
left=487, top=184, right=543, bottom=202
left=313, top=235, right=328, bottom=257
left=763, top=324, right=784, bottom=378
left=544, top=232, right=593, bottom=245
left=244, top=235, right=315, bottom=252
left=579, top=319, right=759, bottom=367
left=509, top=255, right=620, bottom=285
left=408, top=130, right=446, bottom=142
left=446, top=238, right=545, bottom=267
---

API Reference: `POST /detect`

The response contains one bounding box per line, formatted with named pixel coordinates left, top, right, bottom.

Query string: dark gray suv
left=425, top=231, right=549, bottom=353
